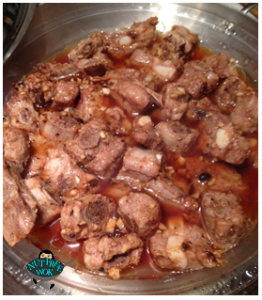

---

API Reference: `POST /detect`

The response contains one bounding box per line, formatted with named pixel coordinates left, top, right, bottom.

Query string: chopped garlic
left=138, top=115, right=151, bottom=126
left=178, top=156, right=185, bottom=166
left=216, top=128, right=230, bottom=149
left=106, top=218, right=116, bottom=234
left=119, top=36, right=132, bottom=45
left=108, top=268, right=120, bottom=280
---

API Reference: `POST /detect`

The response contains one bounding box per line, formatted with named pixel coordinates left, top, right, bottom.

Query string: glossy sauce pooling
left=27, top=44, right=258, bottom=279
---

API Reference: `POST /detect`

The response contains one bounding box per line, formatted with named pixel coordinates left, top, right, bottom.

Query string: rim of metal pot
left=3, top=3, right=37, bottom=64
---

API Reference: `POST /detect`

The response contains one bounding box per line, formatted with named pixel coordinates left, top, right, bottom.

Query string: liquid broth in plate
left=23, top=43, right=258, bottom=280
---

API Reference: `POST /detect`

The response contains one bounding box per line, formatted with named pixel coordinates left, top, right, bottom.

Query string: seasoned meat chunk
left=3, top=163, right=38, bottom=246
left=118, top=192, right=161, bottom=237
left=105, top=107, right=131, bottom=135
left=200, top=112, right=250, bottom=165
left=40, top=148, right=100, bottom=203
left=159, top=83, right=190, bottom=121
left=202, top=52, right=237, bottom=78
left=83, top=233, right=143, bottom=279
left=156, top=121, right=199, bottom=153
left=185, top=156, right=248, bottom=197
left=185, top=97, right=221, bottom=122
left=24, top=155, right=47, bottom=178
left=145, top=176, right=198, bottom=211
left=68, top=35, right=104, bottom=62
left=4, top=93, right=39, bottom=133
left=60, top=194, right=116, bottom=241
left=40, top=62, right=78, bottom=80
left=215, top=76, right=247, bottom=113
left=132, top=115, right=162, bottom=150
left=201, top=190, right=248, bottom=250
left=65, top=118, right=126, bottom=178
left=24, top=176, right=61, bottom=228
left=230, top=90, right=258, bottom=133
left=17, top=72, right=55, bottom=106
left=177, top=60, right=219, bottom=99
left=76, top=83, right=105, bottom=123
left=102, top=17, right=158, bottom=59
left=149, top=221, right=219, bottom=270
left=116, top=147, right=163, bottom=189
left=91, top=67, right=157, bottom=91
left=151, top=25, right=199, bottom=62
left=130, top=49, right=183, bottom=81
left=51, top=80, right=79, bottom=111
left=39, top=111, right=81, bottom=143
left=3, top=127, right=29, bottom=174
left=76, top=55, right=111, bottom=76
left=108, top=78, right=162, bottom=115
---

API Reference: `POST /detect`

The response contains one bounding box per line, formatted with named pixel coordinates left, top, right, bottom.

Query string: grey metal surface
left=3, top=3, right=258, bottom=295
left=3, top=3, right=36, bottom=63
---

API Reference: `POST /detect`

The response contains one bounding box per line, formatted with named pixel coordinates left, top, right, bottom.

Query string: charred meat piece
left=130, top=49, right=183, bottom=81
left=202, top=52, right=237, bottom=79
left=132, top=115, right=162, bottom=150
left=3, top=127, right=29, bottom=174
left=145, top=176, right=199, bottom=211
left=156, top=121, right=199, bottom=153
left=76, top=83, right=106, bottom=123
left=83, top=233, right=143, bottom=280
left=200, top=112, right=250, bottom=165
left=177, top=60, right=219, bottom=99
left=24, top=176, right=61, bottom=228
left=40, top=148, right=100, bottom=203
left=159, top=83, right=190, bottom=121
left=101, top=17, right=158, bottom=59
left=151, top=25, right=199, bottom=62
left=105, top=107, right=132, bottom=136
left=65, top=118, right=126, bottom=178
left=215, top=76, right=247, bottom=113
left=116, top=147, right=164, bottom=189
left=4, top=93, right=39, bottom=133
left=149, top=221, right=219, bottom=270
left=230, top=90, right=258, bottom=134
left=39, top=111, right=81, bottom=143
left=184, top=156, right=248, bottom=196
left=3, top=163, right=38, bottom=247
left=118, top=192, right=161, bottom=237
left=51, top=80, right=79, bottom=111
left=201, top=190, right=249, bottom=250
left=185, top=97, right=221, bottom=122
left=60, top=194, right=116, bottom=241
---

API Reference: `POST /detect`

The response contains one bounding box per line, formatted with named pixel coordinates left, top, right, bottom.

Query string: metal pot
left=3, top=3, right=258, bottom=295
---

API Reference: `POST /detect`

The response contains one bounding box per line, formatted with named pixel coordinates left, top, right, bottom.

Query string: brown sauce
left=26, top=43, right=258, bottom=280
